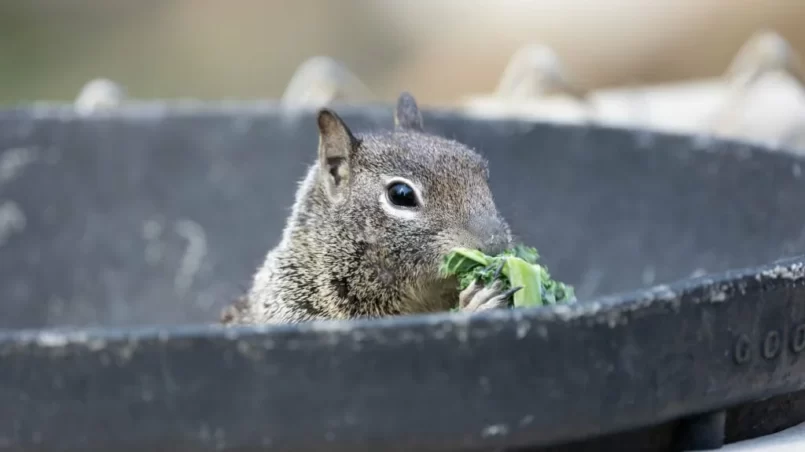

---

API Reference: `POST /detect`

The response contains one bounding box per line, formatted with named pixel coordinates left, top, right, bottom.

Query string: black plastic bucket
left=1, top=101, right=805, bottom=451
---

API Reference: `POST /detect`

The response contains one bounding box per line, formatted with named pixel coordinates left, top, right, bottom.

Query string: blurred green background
left=1, top=0, right=803, bottom=106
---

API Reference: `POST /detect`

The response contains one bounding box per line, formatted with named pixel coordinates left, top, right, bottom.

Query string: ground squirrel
left=222, top=92, right=518, bottom=325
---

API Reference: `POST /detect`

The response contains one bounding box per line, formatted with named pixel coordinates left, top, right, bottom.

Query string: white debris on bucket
left=690, top=268, right=708, bottom=278
left=174, top=219, right=207, bottom=296
left=0, top=201, right=25, bottom=246
left=760, top=262, right=805, bottom=281
left=142, top=219, right=164, bottom=265
left=481, top=424, right=510, bottom=437
left=0, top=147, right=39, bottom=185
left=34, top=331, right=70, bottom=348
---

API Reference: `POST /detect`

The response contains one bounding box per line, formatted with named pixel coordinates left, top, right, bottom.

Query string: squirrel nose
left=470, top=215, right=511, bottom=255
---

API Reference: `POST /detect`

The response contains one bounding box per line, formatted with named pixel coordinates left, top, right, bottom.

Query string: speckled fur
left=226, top=92, right=512, bottom=325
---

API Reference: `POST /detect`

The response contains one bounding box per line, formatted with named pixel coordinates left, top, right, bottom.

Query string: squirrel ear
left=316, top=108, right=356, bottom=202
left=394, top=92, right=423, bottom=131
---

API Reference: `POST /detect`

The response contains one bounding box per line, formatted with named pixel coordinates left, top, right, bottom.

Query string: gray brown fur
left=225, top=92, right=513, bottom=325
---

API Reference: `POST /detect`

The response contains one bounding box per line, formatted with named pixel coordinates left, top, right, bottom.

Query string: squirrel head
left=307, top=92, right=512, bottom=314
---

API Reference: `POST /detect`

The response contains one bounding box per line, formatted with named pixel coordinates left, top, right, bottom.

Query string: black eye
left=386, top=182, right=419, bottom=208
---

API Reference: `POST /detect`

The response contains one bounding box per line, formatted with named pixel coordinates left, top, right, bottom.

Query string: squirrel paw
left=458, top=263, right=523, bottom=313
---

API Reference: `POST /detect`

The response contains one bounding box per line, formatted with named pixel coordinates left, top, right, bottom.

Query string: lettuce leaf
left=439, top=245, right=576, bottom=309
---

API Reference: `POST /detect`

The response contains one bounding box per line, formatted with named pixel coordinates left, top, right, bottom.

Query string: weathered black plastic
left=2, top=101, right=805, bottom=451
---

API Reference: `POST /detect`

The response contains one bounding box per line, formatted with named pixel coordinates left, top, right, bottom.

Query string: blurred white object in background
left=74, top=78, right=126, bottom=114
left=278, top=29, right=805, bottom=151
left=383, top=0, right=804, bottom=101
left=460, top=30, right=805, bottom=151
left=493, top=43, right=589, bottom=104
left=281, top=56, right=374, bottom=109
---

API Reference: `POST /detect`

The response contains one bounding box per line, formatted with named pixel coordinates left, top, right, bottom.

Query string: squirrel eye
left=386, top=182, right=419, bottom=208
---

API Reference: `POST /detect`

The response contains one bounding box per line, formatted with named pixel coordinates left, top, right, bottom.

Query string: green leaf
left=512, top=244, right=540, bottom=264
left=505, top=256, right=543, bottom=307
left=439, top=247, right=490, bottom=277
left=440, top=244, right=576, bottom=309
left=563, top=285, right=576, bottom=302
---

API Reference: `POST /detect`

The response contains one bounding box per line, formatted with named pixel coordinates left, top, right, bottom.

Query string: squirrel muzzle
left=468, top=214, right=512, bottom=256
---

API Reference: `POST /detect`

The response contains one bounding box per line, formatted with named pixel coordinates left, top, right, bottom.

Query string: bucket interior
left=1, top=105, right=804, bottom=329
